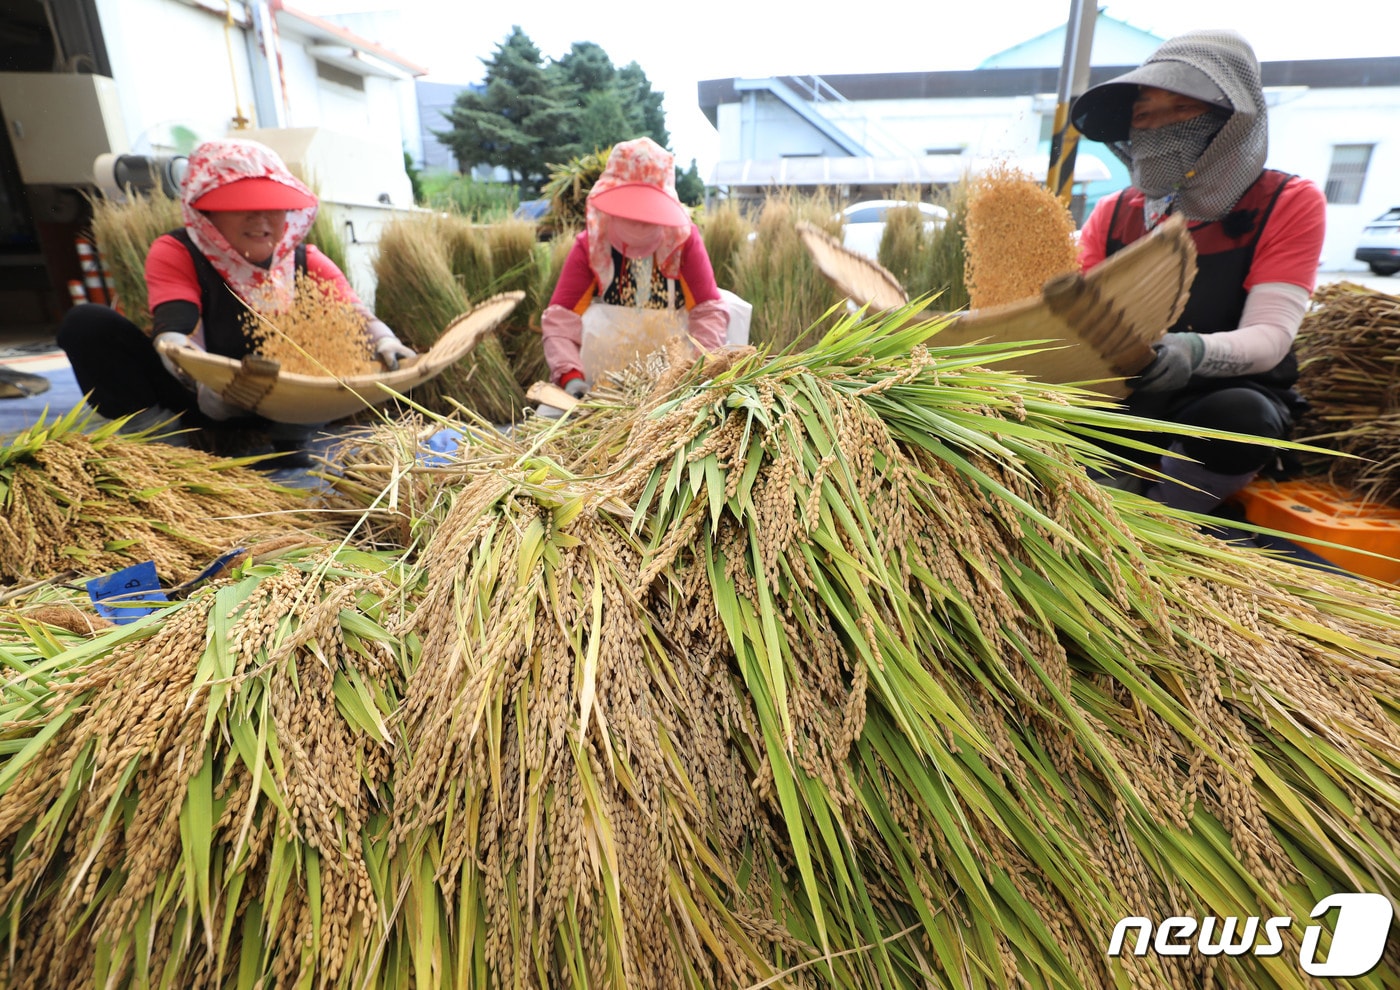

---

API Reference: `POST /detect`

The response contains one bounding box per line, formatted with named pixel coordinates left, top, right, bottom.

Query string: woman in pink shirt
left=57, top=139, right=413, bottom=465
left=541, top=137, right=728, bottom=399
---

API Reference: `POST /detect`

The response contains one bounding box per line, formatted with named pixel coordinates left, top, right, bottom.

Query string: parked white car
left=1355, top=207, right=1400, bottom=276
left=840, top=200, right=948, bottom=259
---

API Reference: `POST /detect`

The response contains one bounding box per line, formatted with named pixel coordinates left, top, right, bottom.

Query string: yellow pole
left=1046, top=0, right=1097, bottom=209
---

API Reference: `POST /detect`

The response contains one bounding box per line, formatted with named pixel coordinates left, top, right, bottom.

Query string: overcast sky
left=299, top=1, right=1400, bottom=177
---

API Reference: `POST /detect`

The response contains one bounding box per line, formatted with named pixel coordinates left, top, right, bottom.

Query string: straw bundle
left=385, top=320, right=1400, bottom=988
left=730, top=191, right=847, bottom=350
left=372, top=216, right=527, bottom=422
left=698, top=198, right=754, bottom=290
left=242, top=271, right=380, bottom=377
left=1294, top=281, right=1400, bottom=501
left=88, top=188, right=183, bottom=331
left=0, top=408, right=324, bottom=586
left=0, top=544, right=412, bottom=989
left=486, top=219, right=553, bottom=386
left=5, top=309, right=1400, bottom=987
left=964, top=164, right=1080, bottom=309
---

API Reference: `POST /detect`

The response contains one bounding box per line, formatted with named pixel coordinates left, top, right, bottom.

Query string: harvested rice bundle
left=964, top=163, right=1080, bottom=309
left=6, top=310, right=1400, bottom=988
left=1294, top=281, right=1400, bottom=500
left=89, top=187, right=183, bottom=331
left=730, top=190, right=847, bottom=350
left=242, top=270, right=380, bottom=376
left=391, top=310, right=1400, bottom=989
left=0, top=544, right=414, bottom=989
left=0, top=408, right=325, bottom=586
left=372, top=216, right=526, bottom=422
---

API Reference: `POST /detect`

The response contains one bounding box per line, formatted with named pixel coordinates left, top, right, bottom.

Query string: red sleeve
left=305, top=245, right=361, bottom=302
left=1244, top=177, right=1326, bottom=293
left=677, top=224, right=721, bottom=305
left=144, top=234, right=202, bottom=312
left=1077, top=192, right=1121, bottom=272
left=548, top=232, right=598, bottom=312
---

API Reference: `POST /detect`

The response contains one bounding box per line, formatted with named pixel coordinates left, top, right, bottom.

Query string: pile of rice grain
left=964, top=163, right=1080, bottom=309
left=242, top=271, right=380, bottom=377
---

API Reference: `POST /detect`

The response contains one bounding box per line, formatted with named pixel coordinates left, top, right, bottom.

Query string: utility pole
left=1045, top=0, right=1097, bottom=209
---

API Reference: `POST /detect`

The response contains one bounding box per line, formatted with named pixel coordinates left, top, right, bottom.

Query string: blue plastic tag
left=418, top=428, right=465, bottom=467
left=86, top=560, right=168, bottom=624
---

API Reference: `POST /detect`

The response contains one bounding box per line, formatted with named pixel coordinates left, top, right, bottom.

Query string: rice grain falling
left=241, top=271, right=380, bottom=377
left=964, top=163, right=1081, bottom=309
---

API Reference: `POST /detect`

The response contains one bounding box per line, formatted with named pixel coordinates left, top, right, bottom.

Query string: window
left=316, top=61, right=365, bottom=92
left=1323, top=144, right=1372, bottom=205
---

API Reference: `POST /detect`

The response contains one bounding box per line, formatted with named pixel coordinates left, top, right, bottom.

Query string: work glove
left=196, top=383, right=247, bottom=422
left=564, top=377, right=589, bottom=399
left=375, top=338, right=417, bottom=371
left=153, top=331, right=198, bottom=390
left=1132, top=332, right=1204, bottom=394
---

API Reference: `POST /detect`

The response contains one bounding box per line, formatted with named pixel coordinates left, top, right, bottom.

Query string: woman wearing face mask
left=1071, top=30, right=1326, bottom=513
left=56, top=138, right=414, bottom=465
left=541, top=137, right=729, bottom=398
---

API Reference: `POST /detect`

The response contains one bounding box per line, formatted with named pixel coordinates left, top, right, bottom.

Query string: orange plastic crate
left=1232, top=479, right=1400, bottom=584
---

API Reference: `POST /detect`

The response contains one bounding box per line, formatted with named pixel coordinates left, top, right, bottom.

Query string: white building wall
left=1266, top=88, right=1400, bottom=271
left=94, top=0, right=258, bottom=151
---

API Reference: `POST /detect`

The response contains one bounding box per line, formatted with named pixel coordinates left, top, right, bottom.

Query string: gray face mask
left=1128, top=112, right=1229, bottom=196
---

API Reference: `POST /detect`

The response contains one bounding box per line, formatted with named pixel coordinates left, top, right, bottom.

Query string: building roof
left=977, top=11, right=1163, bottom=69
left=271, top=1, right=428, bottom=77
left=698, top=57, right=1400, bottom=126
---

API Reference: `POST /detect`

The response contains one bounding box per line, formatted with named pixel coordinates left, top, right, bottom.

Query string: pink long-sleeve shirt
left=541, top=225, right=728, bottom=384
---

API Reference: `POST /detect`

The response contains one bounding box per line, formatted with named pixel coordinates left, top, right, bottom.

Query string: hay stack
left=88, top=188, right=183, bottom=331
left=3, top=312, right=1400, bottom=987
left=1294, top=281, right=1400, bottom=501
left=372, top=215, right=527, bottom=422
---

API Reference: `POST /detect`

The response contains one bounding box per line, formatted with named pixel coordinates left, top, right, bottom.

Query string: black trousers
left=1109, top=383, right=1294, bottom=474
left=57, top=304, right=202, bottom=420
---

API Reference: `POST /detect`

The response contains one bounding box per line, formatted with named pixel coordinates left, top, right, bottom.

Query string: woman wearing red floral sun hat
left=57, top=138, right=414, bottom=465
left=541, top=137, right=729, bottom=399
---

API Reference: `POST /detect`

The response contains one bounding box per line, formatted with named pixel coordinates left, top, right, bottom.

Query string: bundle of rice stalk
left=372, top=216, right=526, bottom=422
left=432, top=211, right=496, bottom=300
left=487, top=219, right=552, bottom=387
left=306, top=198, right=350, bottom=278
left=965, top=163, right=1080, bottom=309
left=389, top=309, right=1400, bottom=988
left=88, top=186, right=183, bottom=331
left=0, top=543, right=415, bottom=988
left=699, top=198, right=754, bottom=290
left=1293, top=281, right=1400, bottom=498
left=0, top=407, right=325, bottom=586
left=879, top=181, right=970, bottom=312
left=731, top=190, right=848, bottom=350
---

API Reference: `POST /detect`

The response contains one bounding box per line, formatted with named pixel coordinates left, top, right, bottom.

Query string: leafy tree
left=436, top=29, right=675, bottom=195
left=675, top=159, right=705, bottom=206
left=434, top=27, right=581, bottom=193
left=403, top=149, right=424, bottom=205
left=617, top=62, right=668, bottom=148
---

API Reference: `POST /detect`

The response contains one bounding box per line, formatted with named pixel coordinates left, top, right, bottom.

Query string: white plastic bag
left=719, top=288, right=752, bottom=346
left=579, top=302, right=689, bottom=385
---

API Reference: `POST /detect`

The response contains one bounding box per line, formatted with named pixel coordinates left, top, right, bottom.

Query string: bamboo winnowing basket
left=799, top=216, right=1197, bottom=398
left=163, top=292, right=523, bottom=424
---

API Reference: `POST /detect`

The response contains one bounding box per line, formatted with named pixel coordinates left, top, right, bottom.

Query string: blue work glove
left=375, top=338, right=417, bottom=371
left=1133, top=332, right=1204, bottom=393
left=564, top=377, right=589, bottom=399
